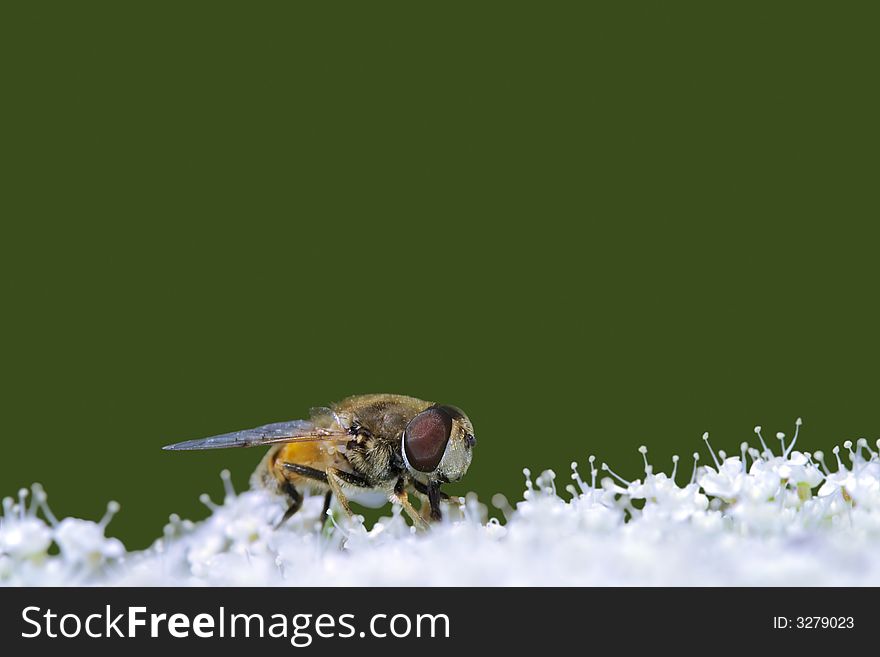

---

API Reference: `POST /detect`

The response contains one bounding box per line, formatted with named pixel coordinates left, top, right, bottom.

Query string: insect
left=163, top=394, right=476, bottom=529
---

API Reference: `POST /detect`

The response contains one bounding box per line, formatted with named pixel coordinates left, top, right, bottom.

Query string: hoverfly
left=163, top=394, right=476, bottom=529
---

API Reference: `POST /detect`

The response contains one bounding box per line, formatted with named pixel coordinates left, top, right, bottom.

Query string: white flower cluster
left=0, top=484, right=124, bottom=586
left=3, top=420, right=880, bottom=586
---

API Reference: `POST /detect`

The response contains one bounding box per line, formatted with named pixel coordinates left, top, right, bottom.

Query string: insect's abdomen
left=251, top=441, right=351, bottom=496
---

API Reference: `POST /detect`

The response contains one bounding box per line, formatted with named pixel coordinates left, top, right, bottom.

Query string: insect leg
left=283, top=462, right=329, bottom=483
left=320, top=491, right=332, bottom=522
left=411, top=479, right=452, bottom=500
left=426, top=481, right=443, bottom=522
left=279, top=463, right=332, bottom=528
left=391, top=481, right=429, bottom=530
left=275, top=482, right=303, bottom=529
left=411, top=479, right=463, bottom=515
left=325, top=467, right=370, bottom=519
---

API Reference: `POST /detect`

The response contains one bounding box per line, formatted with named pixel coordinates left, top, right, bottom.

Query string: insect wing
left=162, top=419, right=349, bottom=451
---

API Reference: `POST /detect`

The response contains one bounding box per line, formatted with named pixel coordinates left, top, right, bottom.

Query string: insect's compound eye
left=403, top=407, right=453, bottom=473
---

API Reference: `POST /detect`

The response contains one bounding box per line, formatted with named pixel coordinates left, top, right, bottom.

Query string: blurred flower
left=0, top=485, right=125, bottom=585
left=0, top=489, right=52, bottom=561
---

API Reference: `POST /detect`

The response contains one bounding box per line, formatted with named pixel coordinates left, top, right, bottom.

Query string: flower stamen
left=703, top=432, right=721, bottom=469
left=754, top=425, right=773, bottom=458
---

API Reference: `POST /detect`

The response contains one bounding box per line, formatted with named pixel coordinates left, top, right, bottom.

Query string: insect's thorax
left=335, top=394, right=432, bottom=484
left=334, top=394, right=432, bottom=438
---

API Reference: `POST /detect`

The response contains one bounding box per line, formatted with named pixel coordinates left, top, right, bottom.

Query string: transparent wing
left=162, top=418, right=349, bottom=451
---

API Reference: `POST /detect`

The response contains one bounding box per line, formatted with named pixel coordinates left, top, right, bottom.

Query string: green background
left=2, top=3, right=877, bottom=549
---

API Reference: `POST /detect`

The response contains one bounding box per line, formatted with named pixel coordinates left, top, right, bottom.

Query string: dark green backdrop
left=2, top=3, right=878, bottom=549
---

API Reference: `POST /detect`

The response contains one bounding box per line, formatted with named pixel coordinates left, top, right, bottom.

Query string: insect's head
left=401, top=404, right=476, bottom=484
